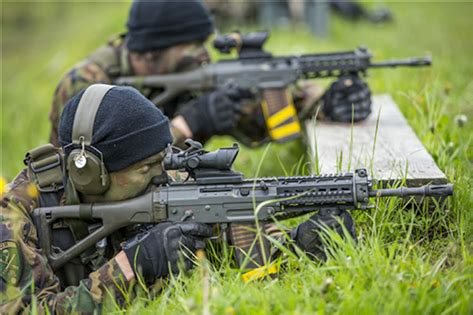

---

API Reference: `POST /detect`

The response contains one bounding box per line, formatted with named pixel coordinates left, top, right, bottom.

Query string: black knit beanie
left=126, top=0, right=214, bottom=52
left=59, top=86, right=172, bottom=172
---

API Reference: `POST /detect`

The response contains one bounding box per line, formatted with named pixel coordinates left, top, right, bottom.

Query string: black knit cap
left=59, top=86, right=172, bottom=172
left=126, top=0, right=214, bottom=52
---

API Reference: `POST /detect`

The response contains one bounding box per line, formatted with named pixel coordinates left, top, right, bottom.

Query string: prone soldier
left=49, top=0, right=372, bottom=148
left=1, top=85, right=356, bottom=313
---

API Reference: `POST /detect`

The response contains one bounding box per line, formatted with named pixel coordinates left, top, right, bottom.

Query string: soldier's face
left=134, top=42, right=210, bottom=75
left=99, top=153, right=165, bottom=202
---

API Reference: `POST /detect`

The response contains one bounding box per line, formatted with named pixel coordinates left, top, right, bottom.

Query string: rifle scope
left=163, top=145, right=239, bottom=172
left=214, top=31, right=269, bottom=54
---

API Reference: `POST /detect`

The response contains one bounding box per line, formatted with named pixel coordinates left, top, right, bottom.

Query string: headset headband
left=72, top=84, right=115, bottom=146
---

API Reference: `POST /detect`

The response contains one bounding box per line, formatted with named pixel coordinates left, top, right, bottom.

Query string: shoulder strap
left=72, top=84, right=114, bottom=145
left=24, top=144, right=65, bottom=206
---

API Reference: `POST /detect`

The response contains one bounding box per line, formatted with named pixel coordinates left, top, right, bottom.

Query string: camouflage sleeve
left=292, top=81, right=325, bottom=121
left=49, top=62, right=112, bottom=146
left=0, top=170, right=131, bottom=314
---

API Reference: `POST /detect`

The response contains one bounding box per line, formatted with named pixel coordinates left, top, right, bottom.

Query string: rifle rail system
left=115, top=31, right=431, bottom=107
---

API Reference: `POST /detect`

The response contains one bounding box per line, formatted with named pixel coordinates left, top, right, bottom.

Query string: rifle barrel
left=370, top=56, right=432, bottom=68
left=369, top=183, right=453, bottom=197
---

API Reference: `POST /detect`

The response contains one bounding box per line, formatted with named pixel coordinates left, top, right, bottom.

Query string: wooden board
left=304, top=94, right=447, bottom=185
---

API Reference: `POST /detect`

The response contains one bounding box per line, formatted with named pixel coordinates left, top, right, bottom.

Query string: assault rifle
left=115, top=31, right=432, bottom=143
left=34, top=140, right=452, bottom=270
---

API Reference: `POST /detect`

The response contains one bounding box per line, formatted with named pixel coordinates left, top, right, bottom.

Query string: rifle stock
left=115, top=67, right=214, bottom=105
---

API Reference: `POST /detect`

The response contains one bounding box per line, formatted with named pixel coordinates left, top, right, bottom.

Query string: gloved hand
left=291, top=209, right=356, bottom=260
left=178, top=88, right=247, bottom=140
left=123, top=222, right=213, bottom=282
left=321, top=75, right=372, bottom=123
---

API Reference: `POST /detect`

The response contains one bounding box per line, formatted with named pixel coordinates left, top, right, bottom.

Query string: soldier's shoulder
left=2, top=169, right=39, bottom=215
left=56, top=58, right=112, bottom=96
left=86, top=36, right=126, bottom=77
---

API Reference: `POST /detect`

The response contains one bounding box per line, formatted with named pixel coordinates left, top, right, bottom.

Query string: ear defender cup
left=64, top=84, right=115, bottom=195
left=67, top=148, right=110, bottom=195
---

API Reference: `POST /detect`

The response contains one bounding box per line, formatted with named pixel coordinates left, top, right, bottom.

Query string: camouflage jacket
left=49, top=34, right=210, bottom=147
left=0, top=170, right=131, bottom=314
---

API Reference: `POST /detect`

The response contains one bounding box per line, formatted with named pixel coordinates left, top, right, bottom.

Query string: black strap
left=38, top=191, right=62, bottom=208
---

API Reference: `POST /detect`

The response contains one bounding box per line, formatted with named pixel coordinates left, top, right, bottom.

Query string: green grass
left=2, top=1, right=472, bottom=314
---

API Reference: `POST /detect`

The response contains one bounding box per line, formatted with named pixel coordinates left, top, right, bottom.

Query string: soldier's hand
left=123, top=222, right=212, bottom=282
left=321, top=75, right=372, bottom=123
left=178, top=88, right=245, bottom=139
left=291, top=209, right=356, bottom=261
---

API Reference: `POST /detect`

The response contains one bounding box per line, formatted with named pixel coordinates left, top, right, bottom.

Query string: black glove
left=123, top=222, right=213, bottom=282
left=178, top=88, right=245, bottom=140
left=322, top=75, right=371, bottom=123
left=291, top=209, right=356, bottom=260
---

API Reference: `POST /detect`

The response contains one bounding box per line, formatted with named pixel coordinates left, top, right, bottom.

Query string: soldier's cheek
left=115, top=176, right=131, bottom=186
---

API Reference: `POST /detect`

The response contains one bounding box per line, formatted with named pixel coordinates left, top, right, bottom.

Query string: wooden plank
left=304, top=94, right=447, bottom=185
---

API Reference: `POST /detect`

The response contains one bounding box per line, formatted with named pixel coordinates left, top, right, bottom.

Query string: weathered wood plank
left=304, top=94, right=447, bottom=185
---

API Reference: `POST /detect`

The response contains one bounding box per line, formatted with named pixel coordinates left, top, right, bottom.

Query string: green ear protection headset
left=65, top=84, right=115, bottom=195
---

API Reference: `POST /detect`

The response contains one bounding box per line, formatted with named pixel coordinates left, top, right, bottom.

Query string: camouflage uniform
left=0, top=169, right=132, bottom=314
left=49, top=34, right=210, bottom=147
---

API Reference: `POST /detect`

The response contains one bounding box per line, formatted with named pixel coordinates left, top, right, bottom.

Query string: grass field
left=2, top=1, right=472, bottom=314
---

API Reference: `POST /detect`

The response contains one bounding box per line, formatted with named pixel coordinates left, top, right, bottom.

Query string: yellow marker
left=0, top=177, right=7, bottom=195
left=196, top=249, right=206, bottom=260
left=269, top=120, right=301, bottom=140
left=267, top=105, right=297, bottom=129
left=27, top=183, right=39, bottom=198
left=261, top=89, right=301, bottom=142
left=241, top=263, right=279, bottom=283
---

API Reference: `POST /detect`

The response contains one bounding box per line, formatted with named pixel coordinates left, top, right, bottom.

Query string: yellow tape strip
left=269, top=120, right=301, bottom=141
left=261, top=98, right=271, bottom=121
left=241, top=263, right=279, bottom=283
left=267, top=105, right=297, bottom=129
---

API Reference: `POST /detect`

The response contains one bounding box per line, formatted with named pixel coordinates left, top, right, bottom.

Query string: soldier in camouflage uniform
left=49, top=0, right=217, bottom=148
left=49, top=0, right=371, bottom=148
left=2, top=84, right=355, bottom=313
left=1, top=86, right=215, bottom=313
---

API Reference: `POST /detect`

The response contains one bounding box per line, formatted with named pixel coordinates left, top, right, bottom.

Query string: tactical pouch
left=228, top=223, right=271, bottom=269
left=26, top=145, right=107, bottom=280
left=24, top=144, right=64, bottom=194
left=261, top=88, right=301, bottom=143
